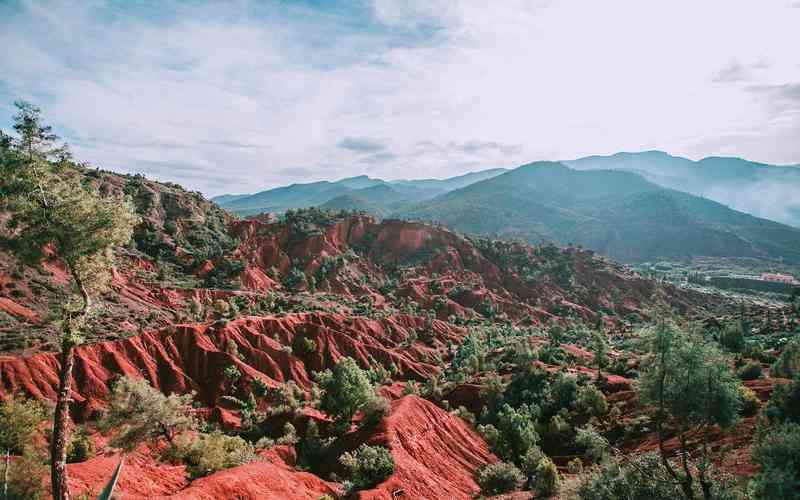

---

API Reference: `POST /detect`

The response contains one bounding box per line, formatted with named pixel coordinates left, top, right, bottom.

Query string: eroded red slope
left=357, top=395, right=496, bottom=500
left=0, top=312, right=465, bottom=418
left=67, top=446, right=339, bottom=499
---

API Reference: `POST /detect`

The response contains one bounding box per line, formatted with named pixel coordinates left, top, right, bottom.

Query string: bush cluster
left=475, top=461, right=524, bottom=495
left=339, top=444, right=395, bottom=491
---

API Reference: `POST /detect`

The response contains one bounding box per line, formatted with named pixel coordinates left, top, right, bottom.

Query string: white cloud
left=1, top=0, right=799, bottom=196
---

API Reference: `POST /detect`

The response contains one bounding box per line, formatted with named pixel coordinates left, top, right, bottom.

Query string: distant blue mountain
left=564, top=151, right=800, bottom=228
left=214, top=168, right=508, bottom=216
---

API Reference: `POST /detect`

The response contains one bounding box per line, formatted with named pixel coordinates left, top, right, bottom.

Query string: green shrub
left=266, top=380, right=307, bottom=417
left=202, top=257, right=245, bottom=289
left=567, top=457, right=584, bottom=474
left=488, top=403, right=540, bottom=463
left=543, top=373, right=578, bottom=419
left=283, top=267, right=307, bottom=292
left=575, top=425, right=609, bottom=463
left=534, top=456, right=560, bottom=496
left=451, top=406, right=476, bottom=426
left=763, top=378, right=800, bottom=425
left=772, top=338, right=800, bottom=379
left=577, top=453, right=683, bottom=500
left=315, top=357, right=380, bottom=432
left=402, top=381, right=420, bottom=396
left=475, top=461, right=523, bottom=495
left=360, top=394, right=390, bottom=428
left=297, top=420, right=335, bottom=472
left=0, top=394, right=48, bottom=454
left=576, top=384, right=608, bottom=417
left=182, top=431, right=257, bottom=478
left=737, top=361, right=762, bottom=381
left=719, top=321, right=746, bottom=352
left=302, top=337, right=317, bottom=355
left=338, top=444, right=395, bottom=491
left=751, top=423, right=800, bottom=500
left=738, top=386, right=760, bottom=417
left=519, top=445, right=545, bottom=478
left=749, top=423, right=800, bottom=500
left=66, top=426, right=95, bottom=463
left=100, top=377, right=197, bottom=451
left=276, top=422, right=298, bottom=446
left=2, top=446, right=48, bottom=500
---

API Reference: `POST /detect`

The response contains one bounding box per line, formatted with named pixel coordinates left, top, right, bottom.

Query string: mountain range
left=400, top=161, right=800, bottom=263
left=214, top=152, right=800, bottom=263
left=564, top=151, right=800, bottom=228
left=213, top=169, right=507, bottom=216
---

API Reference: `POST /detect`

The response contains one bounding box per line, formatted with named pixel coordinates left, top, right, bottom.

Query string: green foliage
left=360, top=393, right=390, bottom=428
left=763, top=378, right=800, bottom=425
left=0, top=394, right=48, bottom=454
left=568, top=457, right=584, bottom=474
left=577, top=453, right=686, bottom=500
left=283, top=266, right=307, bottom=292
left=736, top=361, right=762, bottom=380
left=479, top=403, right=540, bottom=464
left=519, top=445, right=546, bottom=478
left=402, top=381, right=421, bottom=396
left=179, top=431, right=257, bottom=478
left=1, top=446, right=49, bottom=500
left=224, top=365, right=242, bottom=383
left=719, top=320, right=746, bottom=353
left=99, top=377, right=197, bottom=451
left=638, top=320, right=744, bottom=499
left=749, top=423, right=800, bottom=499
left=772, top=337, right=800, bottom=379
left=1, top=102, right=138, bottom=321
left=297, top=420, right=336, bottom=472
left=0, top=394, right=49, bottom=499
left=302, top=337, right=318, bottom=355
left=738, top=386, right=760, bottom=417
left=315, top=357, right=383, bottom=431
left=202, top=257, right=245, bottom=288
left=266, top=380, right=308, bottom=417
left=475, top=461, right=524, bottom=495
left=338, top=444, right=395, bottom=491
left=533, top=456, right=560, bottom=497
left=282, top=208, right=337, bottom=237
left=276, top=422, right=299, bottom=446
left=66, top=426, right=94, bottom=463
left=592, top=331, right=609, bottom=370
left=575, top=425, right=610, bottom=463
left=639, top=321, right=742, bottom=432
left=576, top=384, right=608, bottom=418
left=542, top=372, right=578, bottom=420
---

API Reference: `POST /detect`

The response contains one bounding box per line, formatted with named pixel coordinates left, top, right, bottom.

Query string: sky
left=1, top=0, right=799, bottom=197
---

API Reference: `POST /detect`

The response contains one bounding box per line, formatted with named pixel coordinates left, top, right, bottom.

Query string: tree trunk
left=50, top=344, right=75, bottom=500
left=51, top=264, right=91, bottom=500
left=679, top=434, right=695, bottom=500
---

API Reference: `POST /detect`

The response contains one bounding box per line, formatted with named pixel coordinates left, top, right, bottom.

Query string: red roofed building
left=760, top=273, right=799, bottom=284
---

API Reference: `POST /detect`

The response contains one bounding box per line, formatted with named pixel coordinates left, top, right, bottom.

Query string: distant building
left=760, top=273, right=799, bottom=284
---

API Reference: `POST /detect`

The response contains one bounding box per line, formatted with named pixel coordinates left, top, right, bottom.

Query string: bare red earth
left=357, top=395, right=496, bottom=500
left=0, top=312, right=465, bottom=419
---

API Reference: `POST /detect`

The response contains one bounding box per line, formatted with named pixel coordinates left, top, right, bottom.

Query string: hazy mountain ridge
left=213, top=169, right=508, bottom=216
left=397, top=161, right=800, bottom=264
left=212, top=152, right=800, bottom=263
left=564, top=151, right=800, bottom=228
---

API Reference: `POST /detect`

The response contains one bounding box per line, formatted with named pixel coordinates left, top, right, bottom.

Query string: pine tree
left=1, top=102, right=138, bottom=500
left=639, top=320, right=742, bottom=500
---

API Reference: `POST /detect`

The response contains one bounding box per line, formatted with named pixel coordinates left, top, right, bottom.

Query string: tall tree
left=0, top=102, right=139, bottom=500
left=638, top=320, right=742, bottom=500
